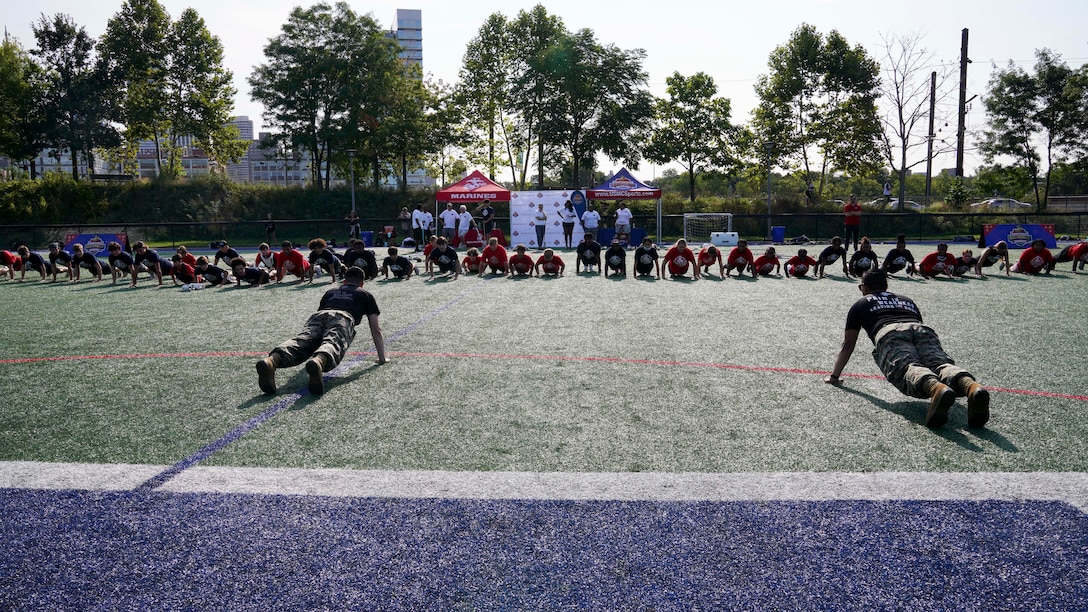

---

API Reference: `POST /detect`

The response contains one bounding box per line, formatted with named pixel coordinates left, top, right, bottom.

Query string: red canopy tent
left=435, top=170, right=512, bottom=248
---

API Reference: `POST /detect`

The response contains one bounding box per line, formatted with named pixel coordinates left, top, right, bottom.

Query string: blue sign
left=982, top=224, right=1055, bottom=248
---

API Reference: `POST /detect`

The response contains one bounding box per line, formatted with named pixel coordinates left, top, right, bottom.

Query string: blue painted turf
left=2, top=489, right=1086, bottom=610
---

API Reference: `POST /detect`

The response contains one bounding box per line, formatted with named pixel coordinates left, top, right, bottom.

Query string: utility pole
left=926, top=71, right=937, bottom=206
left=955, top=28, right=970, bottom=178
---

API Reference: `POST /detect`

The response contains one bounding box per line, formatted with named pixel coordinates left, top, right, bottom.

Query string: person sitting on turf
left=882, top=234, right=917, bottom=276
left=381, top=246, right=414, bottom=280
left=107, top=241, right=137, bottom=286
left=231, top=256, right=271, bottom=287
left=918, top=243, right=956, bottom=279
left=175, top=245, right=198, bottom=267
left=576, top=233, right=602, bottom=275
left=785, top=248, right=818, bottom=278
left=663, top=238, right=699, bottom=279
left=195, top=255, right=231, bottom=286
left=974, top=241, right=1011, bottom=278
left=509, top=244, right=535, bottom=277
left=462, top=247, right=483, bottom=275
left=825, top=269, right=990, bottom=429
left=16, top=245, right=51, bottom=281
left=535, top=248, right=565, bottom=277
left=276, top=241, right=309, bottom=283
left=428, top=236, right=459, bottom=279
left=70, top=243, right=105, bottom=282
left=815, top=236, right=849, bottom=278
left=131, top=241, right=165, bottom=286
left=307, top=238, right=342, bottom=283
left=724, top=240, right=755, bottom=278
left=1010, top=239, right=1054, bottom=275
left=698, top=243, right=724, bottom=277
left=753, top=246, right=781, bottom=277
left=170, top=254, right=198, bottom=285
left=849, top=237, right=880, bottom=278
left=952, top=248, right=978, bottom=277
left=47, top=242, right=74, bottom=282
left=256, top=266, right=387, bottom=396
left=343, top=239, right=378, bottom=280
left=633, top=237, right=660, bottom=279
left=213, top=241, right=244, bottom=268
left=480, top=237, right=509, bottom=276
left=604, top=239, right=627, bottom=278
left=1052, top=239, right=1088, bottom=273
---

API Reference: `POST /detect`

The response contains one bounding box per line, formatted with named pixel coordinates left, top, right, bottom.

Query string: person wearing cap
left=47, top=242, right=74, bottom=282
left=825, top=269, right=990, bottom=429
left=974, top=241, right=1010, bottom=277
left=1010, top=239, right=1055, bottom=275
left=381, top=246, right=414, bottom=280
left=508, top=244, right=534, bottom=276
left=213, top=241, right=243, bottom=268
left=439, top=203, right=458, bottom=242
left=535, top=248, right=565, bottom=277
left=604, top=239, right=627, bottom=278
left=256, top=266, right=387, bottom=396
left=785, top=248, right=818, bottom=278
left=475, top=202, right=496, bottom=235
left=576, top=232, right=602, bottom=274
left=662, top=239, right=699, bottom=279
left=815, top=236, right=849, bottom=278
left=697, top=243, right=724, bottom=277
left=633, top=237, right=660, bottom=279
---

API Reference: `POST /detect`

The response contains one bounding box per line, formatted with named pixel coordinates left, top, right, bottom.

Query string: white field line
left=2, top=462, right=1086, bottom=513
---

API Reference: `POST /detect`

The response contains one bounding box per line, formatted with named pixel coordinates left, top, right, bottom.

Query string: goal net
left=683, top=213, right=733, bottom=243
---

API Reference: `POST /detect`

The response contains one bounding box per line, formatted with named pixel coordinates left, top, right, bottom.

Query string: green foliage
left=944, top=177, right=976, bottom=209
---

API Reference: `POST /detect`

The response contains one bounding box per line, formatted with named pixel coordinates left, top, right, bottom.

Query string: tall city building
left=386, top=9, right=434, bottom=189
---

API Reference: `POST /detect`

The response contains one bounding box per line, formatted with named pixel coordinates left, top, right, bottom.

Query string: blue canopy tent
left=586, top=168, right=663, bottom=244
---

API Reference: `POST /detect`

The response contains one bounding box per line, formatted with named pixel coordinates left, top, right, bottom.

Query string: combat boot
left=256, top=352, right=282, bottom=395
left=963, top=380, right=990, bottom=428
left=306, top=353, right=329, bottom=395
left=924, top=378, right=956, bottom=429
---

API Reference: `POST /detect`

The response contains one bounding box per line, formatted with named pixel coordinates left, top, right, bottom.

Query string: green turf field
left=1, top=244, right=1086, bottom=477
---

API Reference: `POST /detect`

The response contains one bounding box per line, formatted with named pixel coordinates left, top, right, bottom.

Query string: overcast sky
left=5, top=0, right=1087, bottom=177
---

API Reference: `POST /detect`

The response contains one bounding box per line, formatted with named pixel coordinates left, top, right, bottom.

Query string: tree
left=878, top=32, right=956, bottom=205
left=0, top=38, right=50, bottom=176
left=980, top=49, right=1088, bottom=210
left=752, top=24, right=883, bottom=198
left=31, top=14, right=121, bottom=180
left=646, top=71, right=737, bottom=202
left=458, top=13, right=512, bottom=183
left=249, top=2, right=401, bottom=189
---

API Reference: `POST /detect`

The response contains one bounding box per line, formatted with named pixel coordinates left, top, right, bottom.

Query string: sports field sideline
left=1, top=241, right=1086, bottom=609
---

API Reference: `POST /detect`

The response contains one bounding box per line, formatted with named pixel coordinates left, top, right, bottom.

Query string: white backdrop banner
left=509, top=190, right=585, bottom=250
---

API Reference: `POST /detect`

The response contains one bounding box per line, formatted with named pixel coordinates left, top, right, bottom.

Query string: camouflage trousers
left=270, top=310, right=356, bottom=372
left=872, top=322, right=973, bottom=399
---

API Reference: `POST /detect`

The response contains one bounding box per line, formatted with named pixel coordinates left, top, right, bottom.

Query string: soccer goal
left=683, top=213, right=733, bottom=244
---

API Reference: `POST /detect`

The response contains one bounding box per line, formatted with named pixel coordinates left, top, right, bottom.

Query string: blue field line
left=136, top=277, right=496, bottom=491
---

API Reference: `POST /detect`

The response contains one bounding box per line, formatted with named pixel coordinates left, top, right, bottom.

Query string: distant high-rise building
left=385, top=9, right=434, bottom=189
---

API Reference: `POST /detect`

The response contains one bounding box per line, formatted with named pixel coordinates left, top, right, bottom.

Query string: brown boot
left=924, top=378, right=956, bottom=429
left=256, top=352, right=282, bottom=395
left=305, top=353, right=328, bottom=395
left=964, top=382, right=990, bottom=428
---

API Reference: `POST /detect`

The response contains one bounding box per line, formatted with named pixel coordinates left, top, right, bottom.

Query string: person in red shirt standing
left=785, top=249, right=818, bottom=278
left=1053, top=239, right=1088, bottom=273
left=918, top=243, right=957, bottom=279
left=1011, top=239, right=1055, bottom=275
left=663, top=239, right=699, bottom=279
left=843, top=194, right=862, bottom=252
left=725, top=239, right=755, bottom=277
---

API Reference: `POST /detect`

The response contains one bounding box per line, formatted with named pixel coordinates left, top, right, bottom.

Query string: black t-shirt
left=383, top=255, right=412, bottom=277
left=577, top=241, right=601, bottom=262
left=429, top=246, right=458, bottom=270
left=883, top=248, right=915, bottom=271
left=605, top=245, right=626, bottom=269
left=818, top=244, right=847, bottom=264
left=319, top=284, right=380, bottom=324
left=845, top=291, right=923, bottom=343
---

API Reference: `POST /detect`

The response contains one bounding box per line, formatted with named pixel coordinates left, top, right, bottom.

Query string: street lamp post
left=764, top=142, right=774, bottom=240
left=346, top=149, right=357, bottom=214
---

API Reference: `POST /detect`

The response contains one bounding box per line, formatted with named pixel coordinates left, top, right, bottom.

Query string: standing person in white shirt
left=534, top=203, right=549, bottom=250
left=439, top=203, right=458, bottom=242
left=456, top=205, right=476, bottom=246
left=614, top=202, right=634, bottom=246
left=411, top=204, right=427, bottom=251
left=581, top=202, right=602, bottom=243
left=559, top=200, right=578, bottom=249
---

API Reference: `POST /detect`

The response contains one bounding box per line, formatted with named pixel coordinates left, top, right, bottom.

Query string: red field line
left=5, top=350, right=1087, bottom=402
